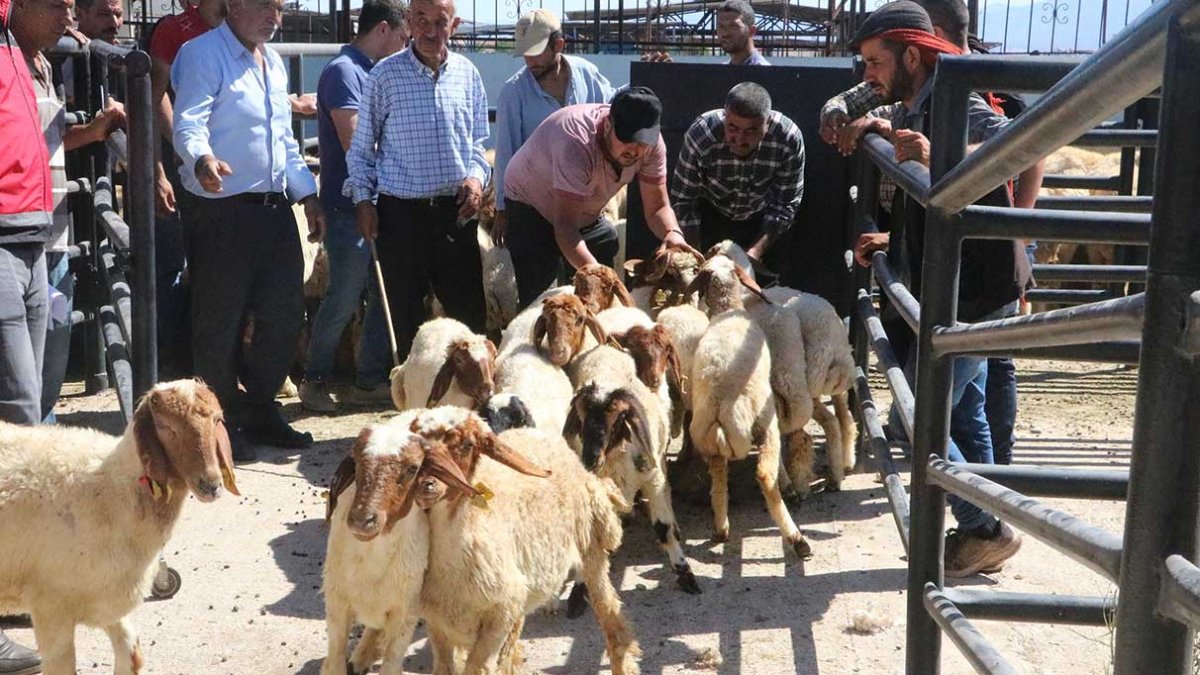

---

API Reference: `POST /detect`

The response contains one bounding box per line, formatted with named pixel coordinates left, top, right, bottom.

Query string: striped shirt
left=28, top=53, right=70, bottom=251
left=670, top=109, right=805, bottom=237
left=346, top=48, right=490, bottom=204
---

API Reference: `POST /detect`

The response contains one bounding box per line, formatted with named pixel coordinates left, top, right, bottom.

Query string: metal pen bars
left=48, top=38, right=157, bottom=422
left=846, top=0, right=1200, bottom=672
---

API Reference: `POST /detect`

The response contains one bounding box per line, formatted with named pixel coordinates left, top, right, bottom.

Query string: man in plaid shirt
left=670, top=82, right=804, bottom=275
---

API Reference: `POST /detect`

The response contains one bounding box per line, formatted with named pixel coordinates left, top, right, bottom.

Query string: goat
left=0, top=380, right=238, bottom=675
left=408, top=409, right=641, bottom=675
left=685, top=255, right=812, bottom=558
left=390, top=318, right=497, bottom=411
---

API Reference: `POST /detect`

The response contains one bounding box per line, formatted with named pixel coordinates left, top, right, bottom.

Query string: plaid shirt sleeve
left=345, top=66, right=383, bottom=205
left=669, top=116, right=711, bottom=232
left=761, top=121, right=805, bottom=237
left=821, top=81, right=887, bottom=123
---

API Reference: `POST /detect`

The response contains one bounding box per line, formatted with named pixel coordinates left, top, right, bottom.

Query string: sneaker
left=0, top=630, right=41, bottom=675
left=944, top=522, right=1022, bottom=578
left=298, top=380, right=337, bottom=414
left=341, top=382, right=392, bottom=408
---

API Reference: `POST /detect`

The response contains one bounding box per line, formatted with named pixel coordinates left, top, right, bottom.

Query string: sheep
left=475, top=392, right=537, bottom=434
left=321, top=416, right=473, bottom=675
left=685, top=255, right=812, bottom=558
left=322, top=410, right=549, bottom=675
left=530, top=294, right=613, bottom=367
left=624, top=243, right=707, bottom=316
left=477, top=224, right=520, bottom=337
left=494, top=343, right=575, bottom=435
left=607, top=324, right=686, bottom=435
left=408, top=409, right=641, bottom=675
left=573, top=263, right=635, bottom=314
left=564, top=345, right=700, bottom=594
left=390, top=318, right=497, bottom=411
left=0, top=379, right=239, bottom=675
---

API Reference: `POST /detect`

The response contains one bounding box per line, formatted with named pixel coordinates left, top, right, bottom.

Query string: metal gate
left=846, top=0, right=1200, bottom=670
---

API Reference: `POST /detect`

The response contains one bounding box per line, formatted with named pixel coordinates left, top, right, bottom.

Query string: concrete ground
left=3, top=359, right=1136, bottom=674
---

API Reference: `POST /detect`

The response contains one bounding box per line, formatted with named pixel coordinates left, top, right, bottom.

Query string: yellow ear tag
left=470, top=481, right=495, bottom=509
left=148, top=480, right=164, bottom=501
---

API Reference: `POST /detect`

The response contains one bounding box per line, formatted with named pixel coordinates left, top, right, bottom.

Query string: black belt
left=228, top=192, right=289, bottom=207
left=387, top=195, right=458, bottom=208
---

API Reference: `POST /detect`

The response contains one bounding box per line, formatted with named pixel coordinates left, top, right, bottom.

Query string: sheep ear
left=485, top=338, right=498, bottom=363
left=734, top=265, right=771, bottom=304
left=531, top=315, right=547, bottom=348
left=133, top=394, right=171, bottom=492
left=389, top=365, right=406, bottom=410
left=662, top=331, right=686, bottom=399
left=683, top=269, right=711, bottom=302
left=215, top=419, right=240, bottom=496
left=427, top=355, right=457, bottom=407
left=484, top=434, right=551, bottom=478
left=612, top=278, right=636, bottom=308
left=585, top=312, right=609, bottom=348
left=623, top=258, right=645, bottom=278
left=606, top=395, right=654, bottom=472
left=607, top=330, right=628, bottom=351
left=326, top=455, right=357, bottom=523
left=562, top=391, right=584, bottom=442
left=422, top=443, right=480, bottom=498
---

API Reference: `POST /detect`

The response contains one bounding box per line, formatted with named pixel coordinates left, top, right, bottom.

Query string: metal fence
left=846, top=0, right=1200, bottom=670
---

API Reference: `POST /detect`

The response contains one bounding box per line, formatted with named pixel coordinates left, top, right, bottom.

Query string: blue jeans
left=41, top=251, right=74, bottom=423
left=303, top=209, right=391, bottom=388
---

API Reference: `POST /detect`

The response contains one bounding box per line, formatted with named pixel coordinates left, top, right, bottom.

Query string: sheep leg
left=320, top=596, right=356, bottom=675
left=461, top=614, right=512, bottom=675
left=754, top=426, right=813, bottom=560
left=103, top=618, right=142, bottom=675
left=428, top=625, right=459, bottom=675
left=833, top=391, right=858, bottom=475
left=496, top=615, right=525, bottom=675
left=30, top=612, right=76, bottom=675
left=707, top=456, right=730, bottom=542
left=781, top=427, right=815, bottom=501
left=377, top=613, right=420, bottom=675
left=583, top=549, right=641, bottom=675
left=643, top=473, right=700, bottom=594
left=349, top=628, right=384, bottom=675
left=811, top=398, right=844, bottom=490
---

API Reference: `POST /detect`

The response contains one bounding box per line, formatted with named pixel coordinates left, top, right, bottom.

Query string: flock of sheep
left=0, top=239, right=856, bottom=675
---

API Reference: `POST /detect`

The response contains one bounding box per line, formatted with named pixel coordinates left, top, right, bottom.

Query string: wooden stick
left=367, top=238, right=401, bottom=368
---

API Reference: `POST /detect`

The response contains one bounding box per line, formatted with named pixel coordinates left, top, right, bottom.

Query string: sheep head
left=331, top=425, right=477, bottom=540
left=132, top=379, right=237, bottom=504
left=609, top=324, right=683, bottom=394
left=475, top=393, right=537, bottom=434
left=531, top=295, right=609, bottom=367
left=410, top=408, right=551, bottom=489
left=573, top=264, right=635, bottom=313
left=625, top=244, right=706, bottom=310
left=685, top=254, right=771, bottom=315
left=562, top=383, right=654, bottom=473
left=428, top=337, right=497, bottom=408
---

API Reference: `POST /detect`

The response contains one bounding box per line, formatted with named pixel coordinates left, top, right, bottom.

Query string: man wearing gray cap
left=492, top=8, right=614, bottom=246
left=503, top=87, right=689, bottom=308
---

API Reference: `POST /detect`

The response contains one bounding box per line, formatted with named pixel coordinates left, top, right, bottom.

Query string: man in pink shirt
left=502, top=86, right=689, bottom=308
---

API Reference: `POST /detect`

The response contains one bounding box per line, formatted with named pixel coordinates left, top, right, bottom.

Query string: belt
left=229, top=192, right=289, bottom=207
left=389, top=195, right=459, bottom=208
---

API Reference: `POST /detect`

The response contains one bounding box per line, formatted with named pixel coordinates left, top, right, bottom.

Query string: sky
left=288, top=0, right=1157, bottom=52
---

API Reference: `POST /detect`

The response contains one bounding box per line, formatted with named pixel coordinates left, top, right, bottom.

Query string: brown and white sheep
left=0, top=380, right=238, bottom=675
left=408, top=409, right=641, bottom=675
left=624, top=243, right=707, bottom=316
left=573, top=263, right=636, bottom=314
left=390, top=318, right=497, bottom=411
left=531, top=294, right=612, bottom=367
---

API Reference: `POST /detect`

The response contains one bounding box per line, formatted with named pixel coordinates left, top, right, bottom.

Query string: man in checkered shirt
left=346, top=0, right=490, bottom=363
left=670, top=82, right=804, bottom=276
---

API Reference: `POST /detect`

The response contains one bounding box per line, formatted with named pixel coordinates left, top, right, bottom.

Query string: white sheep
left=494, top=343, right=575, bottom=435
left=477, top=225, right=520, bottom=335
left=687, top=255, right=812, bottom=558
left=409, top=409, right=641, bottom=675
left=390, top=318, right=497, bottom=412
left=0, top=380, right=239, bottom=675
left=565, top=345, right=700, bottom=594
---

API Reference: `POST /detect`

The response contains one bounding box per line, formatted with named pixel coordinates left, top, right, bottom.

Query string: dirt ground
left=2, top=359, right=1137, bottom=674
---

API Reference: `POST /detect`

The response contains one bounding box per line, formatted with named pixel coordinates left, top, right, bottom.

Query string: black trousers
left=505, top=199, right=619, bottom=311
left=375, top=195, right=486, bottom=362
left=695, top=199, right=789, bottom=279
left=188, top=194, right=304, bottom=424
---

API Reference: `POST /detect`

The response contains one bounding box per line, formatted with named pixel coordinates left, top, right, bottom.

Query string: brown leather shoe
left=944, top=522, right=1023, bottom=578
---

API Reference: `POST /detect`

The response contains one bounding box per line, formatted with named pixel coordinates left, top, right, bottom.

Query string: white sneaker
left=298, top=380, right=337, bottom=413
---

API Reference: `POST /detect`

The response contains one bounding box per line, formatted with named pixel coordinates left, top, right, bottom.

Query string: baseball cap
left=513, top=9, right=561, bottom=57
left=847, top=0, right=935, bottom=50
left=610, top=86, right=662, bottom=146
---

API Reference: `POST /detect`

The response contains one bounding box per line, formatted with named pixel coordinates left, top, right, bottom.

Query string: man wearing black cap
left=847, top=0, right=1030, bottom=578
left=503, top=86, right=690, bottom=308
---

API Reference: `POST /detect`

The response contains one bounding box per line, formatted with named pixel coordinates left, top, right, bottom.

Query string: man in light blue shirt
left=491, top=8, right=613, bottom=244
left=172, top=0, right=327, bottom=458
left=346, top=0, right=490, bottom=363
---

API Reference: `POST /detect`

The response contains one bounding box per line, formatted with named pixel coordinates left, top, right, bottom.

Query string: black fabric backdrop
left=625, top=61, right=859, bottom=315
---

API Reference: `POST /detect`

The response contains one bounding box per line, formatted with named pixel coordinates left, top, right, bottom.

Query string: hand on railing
left=892, top=129, right=930, bottom=166
left=288, top=93, right=318, bottom=118
left=853, top=232, right=890, bottom=268
left=834, top=117, right=891, bottom=156
left=819, top=110, right=848, bottom=145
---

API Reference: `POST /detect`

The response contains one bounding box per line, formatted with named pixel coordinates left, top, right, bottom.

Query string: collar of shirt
left=215, top=19, right=263, bottom=64
left=340, top=42, right=373, bottom=70
left=406, top=46, right=450, bottom=79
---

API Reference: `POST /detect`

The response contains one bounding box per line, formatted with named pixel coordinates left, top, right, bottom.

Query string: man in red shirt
left=0, top=0, right=53, bottom=668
